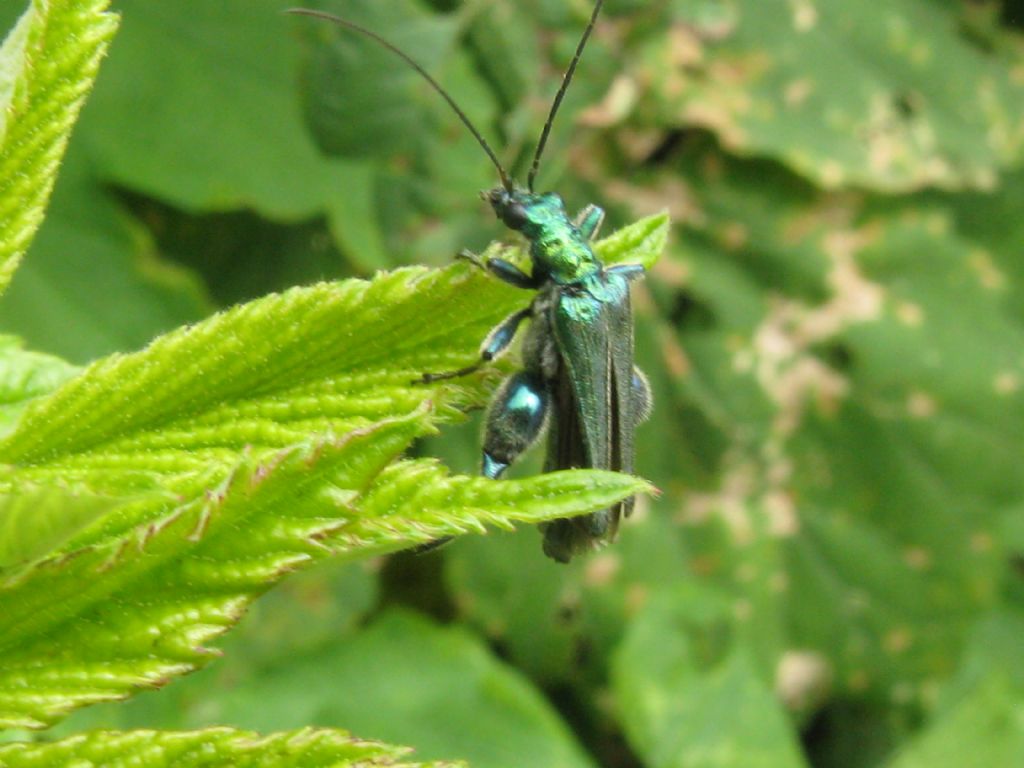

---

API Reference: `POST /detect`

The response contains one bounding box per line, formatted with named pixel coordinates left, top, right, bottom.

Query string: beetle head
left=485, top=187, right=531, bottom=232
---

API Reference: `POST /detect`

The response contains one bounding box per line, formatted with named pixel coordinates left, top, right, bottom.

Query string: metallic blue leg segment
left=575, top=204, right=605, bottom=240
left=487, top=258, right=544, bottom=290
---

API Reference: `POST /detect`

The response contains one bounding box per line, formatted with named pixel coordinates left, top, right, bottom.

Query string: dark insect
left=288, top=0, right=651, bottom=562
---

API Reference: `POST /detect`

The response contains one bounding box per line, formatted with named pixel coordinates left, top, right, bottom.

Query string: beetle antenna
left=526, top=0, right=604, bottom=192
left=286, top=8, right=513, bottom=191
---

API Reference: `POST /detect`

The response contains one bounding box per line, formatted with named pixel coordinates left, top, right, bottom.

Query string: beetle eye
left=503, top=202, right=529, bottom=229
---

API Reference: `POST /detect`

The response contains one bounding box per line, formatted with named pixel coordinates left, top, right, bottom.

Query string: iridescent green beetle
left=289, top=0, right=651, bottom=561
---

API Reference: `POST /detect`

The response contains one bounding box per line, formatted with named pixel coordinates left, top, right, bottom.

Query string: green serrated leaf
left=0, top=4, right=32, bottom=145
left=348, top=458, right=652, bottom=553
left=0, top=412, right=431, bottom=729
left=0, top=213, right=661, bottom=729
left=0, top=266, right=512, bottom=470
left=596, top=211, right=670, bottom=270
left=0, top=213, right=667, bottom=473
left=0, top=486, right=129, bottom=568
left=0, top=725, right=463, bottom=767
left=0, top=0, right=118, bottom=294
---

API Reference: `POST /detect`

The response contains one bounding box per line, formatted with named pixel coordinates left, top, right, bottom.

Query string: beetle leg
left=455, top=248, right=488, bottom=269
left=575, top=204, right=605, bottom=240
left=482, top=371, right=550, bottom=478
left=458, top=248, right=542, bottom=290
left=486, top=258, right=544, bottom=290
left=416, top=307, right=531, bottom=384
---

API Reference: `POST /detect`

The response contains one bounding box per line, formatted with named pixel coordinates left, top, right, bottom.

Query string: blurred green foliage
left=3, top=0, right=1024, bottom=766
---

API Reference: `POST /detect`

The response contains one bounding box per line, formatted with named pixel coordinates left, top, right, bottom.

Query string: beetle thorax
left=486, top=188, right=601, bottom=284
